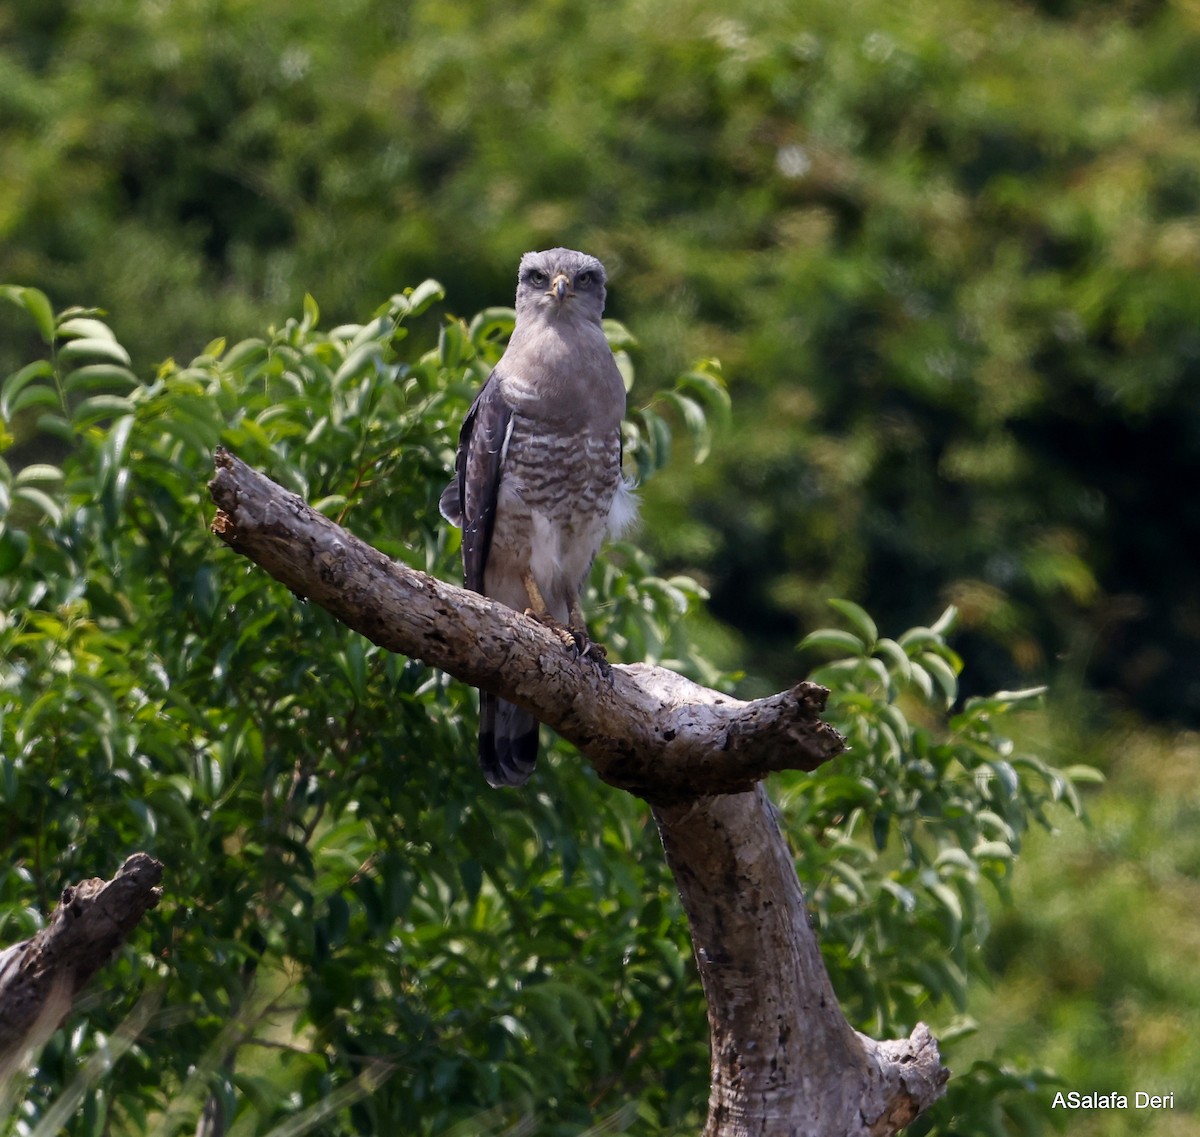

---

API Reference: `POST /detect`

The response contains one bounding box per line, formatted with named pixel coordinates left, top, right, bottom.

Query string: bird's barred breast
left=492, top=418, right=622, bottom=608
left=499, top=419, right=620, bottom=518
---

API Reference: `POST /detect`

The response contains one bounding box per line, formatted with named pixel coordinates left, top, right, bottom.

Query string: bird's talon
left=593, top=651, right=614, bottom=680
left=581, top=637, right=608, bottom=660
left=571, top=631, right=612, bottom=676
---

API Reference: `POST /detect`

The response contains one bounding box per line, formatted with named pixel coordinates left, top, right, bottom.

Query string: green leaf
left=601, top=318, right=638, bottom=351
left=928, top=880, right=964, bottom=944
left=831, top=860, right=868, bottom=899
left=96, top=411, right=134, bottom=493
left=898, top=626, right=941, bottom=652
left=614, top=348, right=635, bottom=394
left=1, top=360, right=56, bottom=419
left=57, top=337, right=132, bottom=367
left=880, top=878, right=917, bottom=912
left=827, top=599, right=878, bottom=647
left=972, top=841, right=1015, bottom=861
left=438, top=319, right=470, bottom=368
left=459, top=858, right=482, bottom=903
left=36, top=411, right=72, bottom=439
left=1, top=286, right=55, bottom=343
left=302, top=292, right=320, bottom=330
left=14, top=464, right=63, bottom=487
left=989, top=686, right=1048, bottom=707
left=13, top=485, right=63, bottom=524
left=0, top=530, right=26, bottom=573
left=72, top=394, right=136, bottom=429
left=677, top=362, right=731, bottom=421
left=157, top=409, right=219, bottom=455
left=62, top=363, right=140, bottom=393
left=921, top=651, right=960, bottom=706
left=878, top=703, right=911, bottom=747
left=56, top=316, right=117, bottom=341
left=10, top=384, right=62, bottom=416
left=808, top=657, right=865, bottom=687
left=223, top=338, right=269, bottom=369
left=873, top=637, right=911, bottom=679
left=334, top=342, right=382, bottom=384
left=1062, top=764, right=1105, bottom=784
left=907, top=661, right=934, bottom=701
left=930, top=605, right=959, bottom=636
left=662, top=390, right=711, bottom=463
left=935, top=847, right=976, bottom=873
left=798, top=628, right=866, bottom=657
left=638, top=406, right=672, bottom=474
left=976, top=810, right=1016, bottom=842
left=405, top=278, right=445, bottom=316
left=468, top=307, right=517, bottom=351
left=987, top=760, right=1020, bottom=799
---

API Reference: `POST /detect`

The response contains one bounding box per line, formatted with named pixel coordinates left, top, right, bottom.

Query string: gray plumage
left=440, top=248, right=637, bottom=787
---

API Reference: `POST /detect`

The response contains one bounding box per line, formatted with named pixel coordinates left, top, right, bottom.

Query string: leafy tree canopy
left=1, top=286, right=1094, bottom=1135
left=1, top=0, right=1198, bottom=718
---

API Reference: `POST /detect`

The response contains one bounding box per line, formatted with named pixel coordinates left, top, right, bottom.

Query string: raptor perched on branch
left=439, top=248, right=637, bottom=787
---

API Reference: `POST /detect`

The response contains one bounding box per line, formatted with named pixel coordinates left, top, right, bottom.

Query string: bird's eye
left=576, top=271, right=594, bottom=287
left=526, top=269, right=548, bottom=288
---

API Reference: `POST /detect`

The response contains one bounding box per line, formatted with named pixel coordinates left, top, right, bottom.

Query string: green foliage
left=786, top=600, right=1101, bottom=1135
left=1, top=283, right=1102, bottom=1134
left=960, top=724, right=1200, bottom=1137
left=0, top=286, right=718, bottom=1135
left=2, top=0, right=1198, bottom=720
left=0, top=287, right=1094, bottom=1136
left=0, top=3, right=1192, bottom=1130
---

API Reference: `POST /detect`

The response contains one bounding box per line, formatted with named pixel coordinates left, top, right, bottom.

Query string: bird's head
left=514, top=248, right=608, bottom=325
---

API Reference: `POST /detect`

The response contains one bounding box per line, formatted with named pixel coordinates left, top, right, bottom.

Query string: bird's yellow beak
left=550, top=273, right=571, bottom=302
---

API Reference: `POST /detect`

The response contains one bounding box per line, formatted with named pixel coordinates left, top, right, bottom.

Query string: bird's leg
left=520, top=570, right=552, bottom=623
left=520, top=572, right=609, bottom=671
left=521, top=570, right=577, bottom=652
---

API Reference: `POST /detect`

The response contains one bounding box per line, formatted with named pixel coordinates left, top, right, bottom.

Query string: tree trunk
left=655, top=789, right=944, bottom=1135
left=208, top=448, right=948, bottom=1134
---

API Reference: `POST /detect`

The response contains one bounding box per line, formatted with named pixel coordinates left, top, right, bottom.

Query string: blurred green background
left=3, top=0, right=1199, bottom=1132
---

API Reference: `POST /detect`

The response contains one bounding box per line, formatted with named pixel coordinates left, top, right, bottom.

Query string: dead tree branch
left=0, top=853, right=163, bottom=1080
left=209, top=448, right=844, bottom=805
left=207, top=448, right=948, bottom=1135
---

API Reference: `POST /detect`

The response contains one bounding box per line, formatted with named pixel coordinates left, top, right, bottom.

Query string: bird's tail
left=478, top=691, right=539, bottom=787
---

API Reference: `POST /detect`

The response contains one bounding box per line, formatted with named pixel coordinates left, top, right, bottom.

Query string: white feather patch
left=529, top=510, right=563, bottom=585
left=606, top=478, right=640, bottom=539
left=499, top=416, right=516, bottom=465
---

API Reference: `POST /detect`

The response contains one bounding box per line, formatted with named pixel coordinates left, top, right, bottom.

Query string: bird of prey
left=439, top=248, right=637, bottom=787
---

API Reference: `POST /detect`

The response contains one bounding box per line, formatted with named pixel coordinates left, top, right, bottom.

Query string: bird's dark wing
left=441, top=372, right=513, bottom=593
left=440, top=374, right=537, bottom=786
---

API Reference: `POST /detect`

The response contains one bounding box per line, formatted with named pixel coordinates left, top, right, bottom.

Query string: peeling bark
left=0, top=853, right=163, bottom=1080
left=208, top=449, right=949, bottom=1135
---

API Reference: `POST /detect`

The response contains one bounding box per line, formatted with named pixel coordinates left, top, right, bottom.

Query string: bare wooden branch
left=207, top=449, right=949, bottom=1135
left=0, top=853, right=163, bottom=1079
left=209, top=447, right=845, bottom=805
